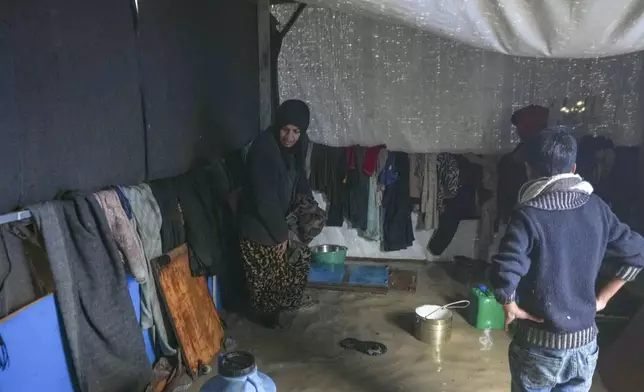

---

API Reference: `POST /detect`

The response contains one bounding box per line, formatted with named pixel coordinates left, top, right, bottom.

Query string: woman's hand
left=502, top=302, right=544, bottom=331
left=276, top=241, right=288, bottom=255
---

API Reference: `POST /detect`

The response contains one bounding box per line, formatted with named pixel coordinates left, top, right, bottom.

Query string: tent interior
left=1, top=0, right=643, bottom=391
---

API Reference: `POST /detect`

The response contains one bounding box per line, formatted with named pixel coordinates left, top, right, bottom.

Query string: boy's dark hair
left=523, top=127, right=577, bottom=177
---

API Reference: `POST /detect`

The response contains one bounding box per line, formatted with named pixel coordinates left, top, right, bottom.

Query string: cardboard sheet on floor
left=308, top=263, right=391, bottom=293
left=308, top=263, right=418, bottom=294
left=152, top=244, right=224, bottom=378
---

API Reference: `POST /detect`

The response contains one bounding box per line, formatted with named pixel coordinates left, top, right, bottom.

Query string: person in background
left=490, top=128, right=644, bottom=392
left=497, top=105, right=550, bottom=226
left=237, top=99, right=315, bottom=328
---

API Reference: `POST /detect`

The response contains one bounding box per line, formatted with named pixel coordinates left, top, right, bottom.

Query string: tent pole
left=257, top=0, right=272, bottom=130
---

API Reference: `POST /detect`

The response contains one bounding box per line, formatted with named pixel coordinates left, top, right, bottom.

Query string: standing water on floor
left=201, top=351, right=276, bottom=392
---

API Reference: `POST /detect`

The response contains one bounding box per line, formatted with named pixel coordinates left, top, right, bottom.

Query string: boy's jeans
left=509, top=339, right=599, bottom=392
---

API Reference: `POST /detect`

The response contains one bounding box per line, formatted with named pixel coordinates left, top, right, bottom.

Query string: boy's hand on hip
left=502, top=302, right=544, bottom=331
left=596, top=298, right=607, bottom=312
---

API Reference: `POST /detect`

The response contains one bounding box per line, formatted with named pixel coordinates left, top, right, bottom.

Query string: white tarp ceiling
left=303, top=0, right=644, bottom=58
left=276, top=5, right=644, bottom=153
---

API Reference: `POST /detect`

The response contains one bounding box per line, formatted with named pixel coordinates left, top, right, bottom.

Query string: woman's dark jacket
left=237, top=128, right=311, bottom=246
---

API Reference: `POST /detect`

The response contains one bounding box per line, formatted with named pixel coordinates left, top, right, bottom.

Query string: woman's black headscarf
left=273, top=100, right=310, bottom=167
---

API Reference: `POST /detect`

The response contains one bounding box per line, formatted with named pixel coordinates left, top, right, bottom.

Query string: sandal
left=339, top=338, right=387, bottom=356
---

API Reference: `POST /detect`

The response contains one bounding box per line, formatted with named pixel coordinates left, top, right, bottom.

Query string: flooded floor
left=195, top=263, right=609, bottom=392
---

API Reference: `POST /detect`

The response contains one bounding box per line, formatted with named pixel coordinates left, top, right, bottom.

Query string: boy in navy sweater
left=491, top=128, right=644, bottom=392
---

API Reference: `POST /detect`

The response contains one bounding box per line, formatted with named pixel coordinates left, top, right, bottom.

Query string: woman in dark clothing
left=238, top=99, right=314, bottom=327
left=497, top=105, right=549, bottom=225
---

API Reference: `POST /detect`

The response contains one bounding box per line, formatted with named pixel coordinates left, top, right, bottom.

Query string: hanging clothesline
left=0, top=210, right=32, bottom=225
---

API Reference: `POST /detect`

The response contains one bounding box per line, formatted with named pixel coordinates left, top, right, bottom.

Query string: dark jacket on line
left=238, top=126, right=311, bottom=246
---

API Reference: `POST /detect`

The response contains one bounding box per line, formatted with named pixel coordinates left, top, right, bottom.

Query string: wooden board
left=346, top=256, right=426, bottom=265
left=389, top=269, right=418, bottom=293
left=307, top=281, right=389, bottom=294
left=152, top=244, right=224, bottom=378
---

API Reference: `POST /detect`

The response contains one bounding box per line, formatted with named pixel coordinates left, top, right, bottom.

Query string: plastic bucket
left=414, top=305, right=454, bottom=346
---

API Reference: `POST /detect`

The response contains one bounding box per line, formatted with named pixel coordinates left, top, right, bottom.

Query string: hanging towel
left=94, top=189, right=147, bottom=283
left=362, top=175, right=381, bottom=240
left=121, top=184, right=162, bottom=261
left=419, top=154, right=439, bottom=230
left=30, top=194, right=152, bottom=392
left=121, top=184, right=176, bottom=356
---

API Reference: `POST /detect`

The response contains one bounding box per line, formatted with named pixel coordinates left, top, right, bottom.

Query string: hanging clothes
left=120, top=184, right=175, bottom=357
left=428, top=155, right=482, bottom=256
left=30, top=194, right=152, bottom=392
left=418, top=154, right=439, bottom=230
left=120, top=184, right=163, bottom=261
left=149, top=178, right=186, bottom=254
left=0, top=226, right=38, bottom=317
left=376, top=149, right=388, bottom=241
left=464, top=154, right=499, bottom=261
left=362, top=176, right=380, bottom=240
left=94, top=189, right=148, bottom=283
left=114, top=186, right=133, bottom=219
left=409, top=154, right=423, bottom=200
left=175, top=169, right=229, bottom=277
left=345, top=146, right=370, bottom=231
left=381, top=152, right=414, bottom=252
left=150, top=169, right=232, bottom=278
left=363, top=146, right=385, bottom=176
left=1, top=221, right=55, bottom=315
left=362, top=146, right=386, bottom=240
left=310, top=144, right=348, bottom=227
left=436, top=153, right=460, bottom=214
left=496, top=147, right=527, bottom=225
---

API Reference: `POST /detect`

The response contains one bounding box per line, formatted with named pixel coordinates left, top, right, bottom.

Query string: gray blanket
left=30, top=194, right=151, bottom=392
left=121, top=184, right=176, bottom=356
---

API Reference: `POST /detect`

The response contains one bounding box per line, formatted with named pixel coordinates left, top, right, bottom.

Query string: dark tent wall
left=0, top=0, right=259, bottom=212
left=138, top=0, right=260, bottom=180
left=0, top=0, right=145, bottom=213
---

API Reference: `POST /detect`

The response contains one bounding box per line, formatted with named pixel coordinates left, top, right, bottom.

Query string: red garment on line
left=363, top=145, right=385, bottom=176
left=345, top=145, right=386, bottom=176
